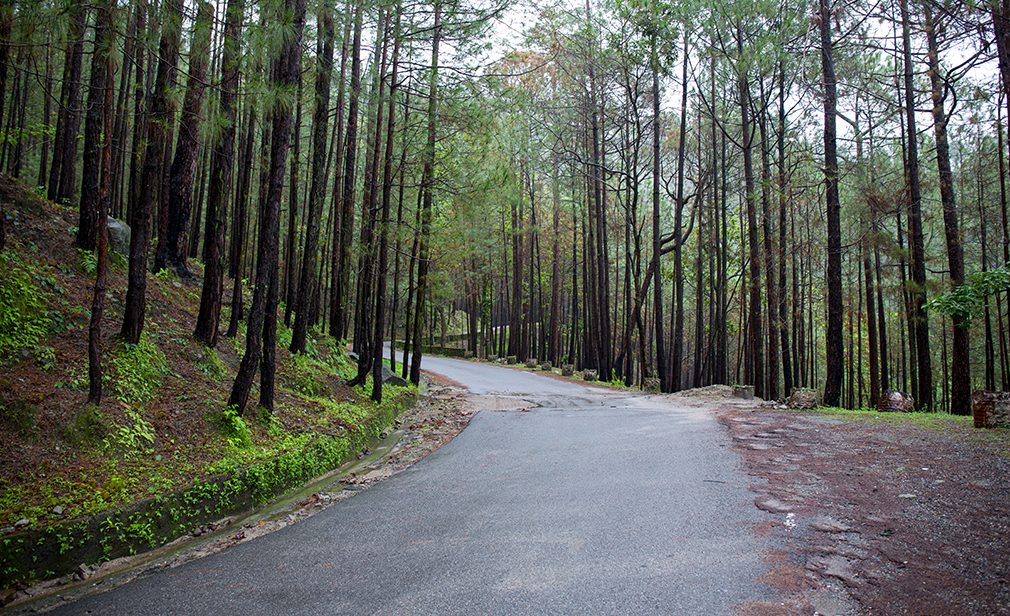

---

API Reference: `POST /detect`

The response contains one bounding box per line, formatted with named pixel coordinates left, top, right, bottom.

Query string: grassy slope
left=0, top=175, right=411, bottom=532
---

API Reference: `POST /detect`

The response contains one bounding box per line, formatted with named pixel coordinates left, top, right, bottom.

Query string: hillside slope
left=0, top=174, right=412, bottom=588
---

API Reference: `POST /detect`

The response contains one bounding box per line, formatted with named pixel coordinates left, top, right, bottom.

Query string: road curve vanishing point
left=45, top=354, right=775, bottom=615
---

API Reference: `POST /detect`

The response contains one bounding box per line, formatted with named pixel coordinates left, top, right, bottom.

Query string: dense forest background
left=1, top=0, right=1009, bottom=415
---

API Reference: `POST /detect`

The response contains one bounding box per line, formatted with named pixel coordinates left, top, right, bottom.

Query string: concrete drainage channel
left=3, top=405, right=417, bottom=615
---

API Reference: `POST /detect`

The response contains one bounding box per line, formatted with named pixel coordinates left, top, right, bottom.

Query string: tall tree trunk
left=195, top=0, right=244, bottom=347
left=333, top=2, right=364, bottom=341
left=409, top=1, right=442, bottom=385
left=87, top=0, right=115, bottom=405
left=228, top=0, right=306, bottom=414
left=291, top=6, right=336, bottom=354
left=900, top=0, right=933, bottom=409
left=327, top=1, right=352, bottom=337
left=78, top=5, right=113, bottom=251
left=758, top=76, right=779, bottom=400
left=924, top=6, right=969, bottom=415
left=283, top=77, right=303, bottom=326
left=650, top=54, right=666, bottom=387
left=121, top=0, right=183, bottom=344
left=776, top=66, right=793, bottom=397
left=821, top=0, right=844, bottom=407
left=158, top=1, right=214, bottom=276
left=736, top=25, right=763, bottom=399
left=49, top=5, right=86, bottom=205
left=371, top=6, right=403, bottom=402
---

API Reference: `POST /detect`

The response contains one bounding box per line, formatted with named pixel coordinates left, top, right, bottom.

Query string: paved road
left=47, top=356, right=773, bottom=615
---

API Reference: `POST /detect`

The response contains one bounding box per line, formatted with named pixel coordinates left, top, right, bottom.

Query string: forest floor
left=715, top=400, right=1010, bottom=615
left=0, top=175, right=417, bottom=596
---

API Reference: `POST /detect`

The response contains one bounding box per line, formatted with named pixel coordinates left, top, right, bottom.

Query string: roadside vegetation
left=0, top=179, right=413, bottom=582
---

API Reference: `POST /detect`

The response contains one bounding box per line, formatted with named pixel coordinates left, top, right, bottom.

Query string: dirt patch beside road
left=719, top=406, right=1010, bottom=615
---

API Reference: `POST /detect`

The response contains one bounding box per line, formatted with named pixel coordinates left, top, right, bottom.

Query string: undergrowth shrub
left=104, top=408, right=156, bottom=453
left=109, top=337, right=170, bottom=406
left=196, top=348, right=227, bottom=381
left=0, top=250, right=52, bottom=362
left=286, top=353, right=330, bottom=397
left=0, top=399, right=38, bottom=434
left=216, top=405, right=253, bottom=449
left=77, top=249, right=97, bottom=276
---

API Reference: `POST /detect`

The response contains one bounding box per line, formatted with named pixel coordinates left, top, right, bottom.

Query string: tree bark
left=87, top=0, right=115, bottom=405
left=158, top=1, right=214, bottom=276
left=820, top=0, right=844, bottom=407
left=121, top=0, right=183, bottom=344
left=195, top=0, right=244, bottom=347
left=900, top=0, right=933, bottom=409
left=409, top=1, right=442, bottom=385
left=291, top=6, right=336, bottom=354
left=228, top=0, right=306, bottom=414
left=924, top=6, right=969, bottom=414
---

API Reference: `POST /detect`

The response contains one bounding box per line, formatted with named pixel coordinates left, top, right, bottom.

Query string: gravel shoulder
left=717, top=404, right=1010, bottom=615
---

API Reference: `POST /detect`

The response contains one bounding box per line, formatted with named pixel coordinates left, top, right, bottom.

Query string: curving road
left=44, top=355, right=774, bottom=615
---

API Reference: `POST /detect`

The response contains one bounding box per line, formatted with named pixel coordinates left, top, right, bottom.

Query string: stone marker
left=582, top=369, right=598, bottom=382
left=787, top=388, right=820, bottom=409
left=971, top=391, right=1010, bottom=428
left=561, top=364, right=574, bottom=377
left=877, top=390, right=914, bottom=413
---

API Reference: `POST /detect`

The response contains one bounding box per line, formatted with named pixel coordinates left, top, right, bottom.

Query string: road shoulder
left=718, top=404, right=1010, bottom=615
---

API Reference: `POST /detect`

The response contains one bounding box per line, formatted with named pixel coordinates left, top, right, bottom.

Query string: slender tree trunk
left=121, top=0, right=183, bottom=344
left=371, top=6, right=403, bottom=402
left=900, top=0, right=932, bottom=409
left=195, top=0, right=244, bottom=347
left=158, top=1, right=213, bottom=276
left=50, top=5, right=86, bottom=205
left=821, top=0, right=843, bottom=407
left=776, top=66, right=793, bottom=397
left=291, top=6, right=335, bottom=354
left=736, top=26, right=763, bottom=399
left=87, top=0, right=115, bottom=406
left=924, top=6, right=968, bottom=415
left=328, top=2, right=352, bottom=337
left=333, top=2, right=364, bottom=341
left=228, top=0, right=306, bottom=414
left=409, top=2, right=442, bottom=385
left=78, top=5, right=113, bottom=251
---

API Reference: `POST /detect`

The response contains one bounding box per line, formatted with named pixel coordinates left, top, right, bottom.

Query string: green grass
left=794, top=405, right=973, bottom=429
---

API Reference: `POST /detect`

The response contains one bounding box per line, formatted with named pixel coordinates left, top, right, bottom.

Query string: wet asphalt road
left=47, top=355, right=772, bottom=615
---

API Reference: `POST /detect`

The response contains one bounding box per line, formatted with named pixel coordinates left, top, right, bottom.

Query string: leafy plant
left=0, top=250, right=51, bottom=362
left=196, top=348, right=228, bottom=381
left=108, top=338, right=170, bottom=406
left=926, top=267, right=1010, bottom=323
left=77, top=248, right=97, bottom=276
left=63, top=404, right=111, bottom=447
left=104, top=408, right=156, bottom=452
left=285, top=352, right=330, bottom=397
left=217, top=405, right=253, bottom=449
